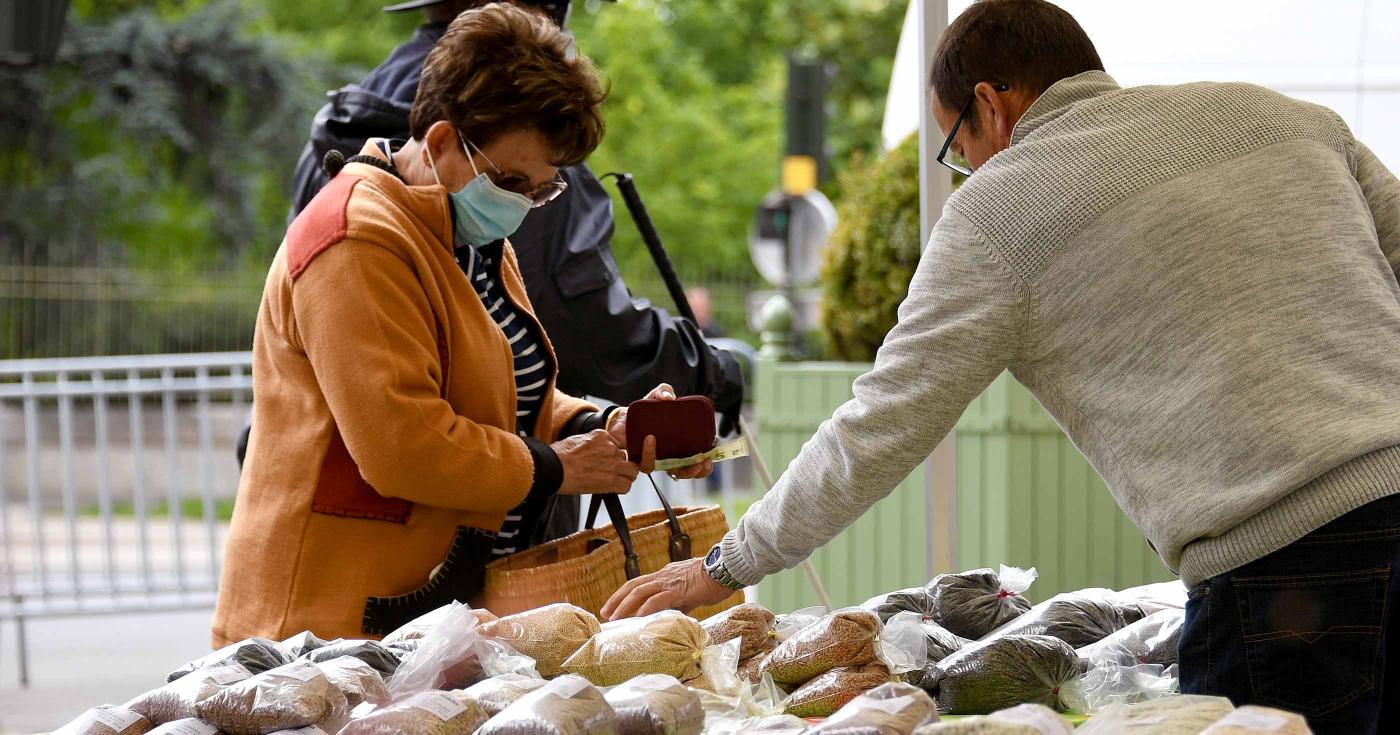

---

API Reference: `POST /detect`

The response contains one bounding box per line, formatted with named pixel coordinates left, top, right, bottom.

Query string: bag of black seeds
left=303, top=639, right=401, bottom=678
left=862, top=588, right=939, bottom=625
left=604, top=673, right=704, bottom=735
left=167, top=639, right=290, bottom=683
left=476, top=674, right=617, bottom=735
left=340, top=689, right=490, bottom=735
left=55, top=705, right=153, bottom=735
left=926, top=635, right=1081, bottom=715
left=194, top=660, right=350, bottom=735
left=1077, top=608, right=1183, bottom=668
left=903, top=621, right=971, bottom=690
left=808, top=681, right=938, bottom=735
left=129, top=662, right=253, bottom=724
left=278, top=632, right=330, bottom=660
left=985, top=589, right=1141, bottom=649
left=925, top=566, right=1036, bottom=640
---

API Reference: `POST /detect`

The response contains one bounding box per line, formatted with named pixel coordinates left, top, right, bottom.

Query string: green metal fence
left=748, top=360, right=1174, bottom=612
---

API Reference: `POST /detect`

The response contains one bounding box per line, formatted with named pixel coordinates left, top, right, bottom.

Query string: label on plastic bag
left=205, top=662, right=251, bottom=685
left=275, top=727, right=328, bottom=735
left=1211, top=709, right=1289, bottom=731
left=554, top=676, right=592, bottom=698
left=857, top=696, right=914, bottom=716
left=155, top=720, right=220, bottom=735
left=406, top=691, right=467, bottom=721
left=274, top=660, right=324, bottom=682
left=89, top=708, right=144, bottom=731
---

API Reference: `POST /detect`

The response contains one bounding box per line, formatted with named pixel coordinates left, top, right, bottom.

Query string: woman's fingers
left=639, top=435, right=657, bottom=474
left=647, top=383, right=676, bottom=401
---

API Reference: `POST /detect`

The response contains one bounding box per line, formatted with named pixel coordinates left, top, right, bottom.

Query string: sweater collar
left=347, top=139, right=456, bottom=255
left=1010, top=70, right=1121, bottom=146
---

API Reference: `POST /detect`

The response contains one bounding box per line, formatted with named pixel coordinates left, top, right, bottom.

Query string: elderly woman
left=213, top=3, right=706, bottom=645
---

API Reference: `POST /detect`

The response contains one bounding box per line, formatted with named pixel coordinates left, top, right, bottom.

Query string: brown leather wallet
left=626, top=395, right=716, bottom=463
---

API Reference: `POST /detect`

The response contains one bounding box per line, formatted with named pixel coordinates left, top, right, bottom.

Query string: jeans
left=1180, top=493, right=1400, bottom=734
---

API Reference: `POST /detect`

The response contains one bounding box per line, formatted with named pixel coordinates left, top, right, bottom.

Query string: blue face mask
left=426, top=133, right=533, bottom=248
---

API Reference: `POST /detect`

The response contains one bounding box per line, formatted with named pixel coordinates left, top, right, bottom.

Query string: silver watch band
left=706, top=550, right=746, bottom=591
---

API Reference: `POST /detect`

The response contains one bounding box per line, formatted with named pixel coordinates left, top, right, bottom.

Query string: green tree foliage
left=0, top=0, right=905, bottom=357
left=819, top=133, right=920, bottom=362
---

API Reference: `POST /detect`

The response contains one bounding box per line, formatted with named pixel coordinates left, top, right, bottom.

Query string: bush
left=819, top=134, right=921, bottom=362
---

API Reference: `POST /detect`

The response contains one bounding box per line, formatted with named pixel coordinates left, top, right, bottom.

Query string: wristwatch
left=703, top=544, right=745, bottom=590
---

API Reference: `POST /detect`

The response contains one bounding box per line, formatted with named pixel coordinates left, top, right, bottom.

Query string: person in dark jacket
left=245, top=0, right=745, bottom=539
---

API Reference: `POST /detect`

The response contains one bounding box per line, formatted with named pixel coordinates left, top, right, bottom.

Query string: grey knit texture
left=723, top=71, right=1400, bottom=588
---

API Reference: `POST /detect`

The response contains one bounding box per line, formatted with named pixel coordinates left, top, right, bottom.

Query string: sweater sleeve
left=292, top=239, right=535, bottom=514
left=1354, top=141, right=1400, bottom=284
left=719, top=209, right=1028, bottom=585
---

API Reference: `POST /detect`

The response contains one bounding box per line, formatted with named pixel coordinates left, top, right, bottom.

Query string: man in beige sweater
left=607, top=2, right=1400, bottom=731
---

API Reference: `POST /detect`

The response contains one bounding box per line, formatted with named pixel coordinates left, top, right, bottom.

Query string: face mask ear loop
left=425, top=139, right=444, bottom=187
left=460, top=133, right=485, bottom=179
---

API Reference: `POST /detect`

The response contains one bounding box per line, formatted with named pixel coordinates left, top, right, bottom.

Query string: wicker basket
left=480, top=505, right=741, bottom=620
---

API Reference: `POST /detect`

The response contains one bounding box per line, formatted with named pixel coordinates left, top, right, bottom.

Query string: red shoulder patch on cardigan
left=287, top=174, right=361, bottom=280
left=311, top=427, right=412, bottom=524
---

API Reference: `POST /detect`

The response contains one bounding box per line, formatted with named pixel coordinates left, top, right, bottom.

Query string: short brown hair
left=930, top=0, right=1103, bottom=132
left=410, top=2, right=607, bottom=166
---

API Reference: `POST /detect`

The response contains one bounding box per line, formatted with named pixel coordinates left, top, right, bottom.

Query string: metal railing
left=0, top=352, right=253, bottom=686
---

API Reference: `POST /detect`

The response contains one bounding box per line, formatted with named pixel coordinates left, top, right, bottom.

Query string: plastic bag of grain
left=476, top=674, right=617, bottom=735
left=561, top=610, right=708, bottom=687
left=808, top=681, right=938, bottom=735
left=701, top=603, right=778, bottom=660
left=315, top=656, right=389, bottom=709
left=55, top=705, right=153, bottom=735
left=704, top=714, right=810, bottom=735
left=1077, top=609, right=1183, bottom=668
left=1115, top=581, right=1188, bottom=616
left=1201, top=705, right=1312, bottom=734
left=464, top=673, right=551, bottom=717
left=914, top=703, right=1073, bottom=735
left=904, top=620, right=971, bottom=690
left=279, top=632, right=331, bottom=660
left=303, top=639, right=401, bottom=678
left=194, top=660, right=349, bottom=735
left=863, top=588, right=940, bottom=625
left=382, top=605, right=498, bottom=646
left=925, top=635, right=1081, bottom=715
left=737, top=650, right=771, bottom=684
left=144, top=719, right=222, bottom=735
left=129, top=662, right=254, bottom=724
left=1077, top=695, right=1235, bottom=735
left=925, top=566, right=1036, bottom=640
left=167, top=639, right=290, bottom=684
left=783, top=662, right=894, bottom=718
left=985, top=589, right=1143, bottom=649
left=340, top=689, right=489, bottom=735
left=1060, top=661, right=1177, bottom=715
left=385, top=602, right=488, bottom=698
left=478, top=603, right=601, bottom=678
left=603, top=673, right=704, bottom=735
left=764, top=609, right=882, bottom=686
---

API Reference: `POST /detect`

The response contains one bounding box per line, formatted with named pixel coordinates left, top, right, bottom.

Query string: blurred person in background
left=240, top=0, right=746, bottom=540
left=215, top=3, right=707, bottom=644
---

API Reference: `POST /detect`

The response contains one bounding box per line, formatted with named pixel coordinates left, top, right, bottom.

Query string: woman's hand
left=553, top=430, right=637, bottom=495
left=607, top=383, right=715, bottom=481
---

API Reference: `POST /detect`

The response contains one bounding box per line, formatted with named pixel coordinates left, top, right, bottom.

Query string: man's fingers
left=609, top=580, right=663, bottom=621
left=602, top=575, right=646, bottom=619
left=637, top=590, right=683, bottom=617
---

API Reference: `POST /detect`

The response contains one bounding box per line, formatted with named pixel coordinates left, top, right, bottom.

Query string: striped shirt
left=455, top=243, right=551, bottom=557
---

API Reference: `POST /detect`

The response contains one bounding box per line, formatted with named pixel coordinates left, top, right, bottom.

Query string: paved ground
left=0, top=609, right=214, bottom=734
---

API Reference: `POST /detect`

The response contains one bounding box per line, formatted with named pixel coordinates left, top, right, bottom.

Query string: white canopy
left=885, top=0, right=1400, bottom=169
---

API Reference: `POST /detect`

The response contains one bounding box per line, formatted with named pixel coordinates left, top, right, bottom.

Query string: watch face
left=705, top=545, right=723, bottom=566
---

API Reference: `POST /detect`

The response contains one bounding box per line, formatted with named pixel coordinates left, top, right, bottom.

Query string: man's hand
left=608, top=383, right=714, bottom=481
left=601, top=557, right=735, bottom=621
left=554, top=430, right=637, bottom=495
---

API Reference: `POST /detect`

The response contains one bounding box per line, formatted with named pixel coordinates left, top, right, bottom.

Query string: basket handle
left=586, top=493, right=641, bottom=579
